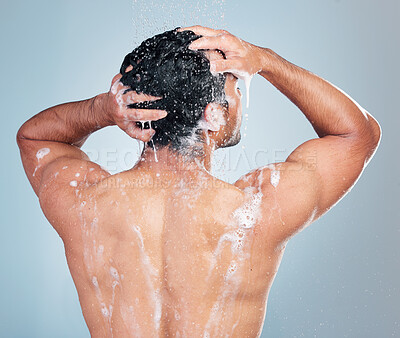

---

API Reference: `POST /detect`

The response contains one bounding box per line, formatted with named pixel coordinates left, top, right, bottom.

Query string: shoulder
left=235, top=161, right=319, bottom=200
left=38, top=159, right=111, bottom=239
left=234, top=162, right=320, bottom=244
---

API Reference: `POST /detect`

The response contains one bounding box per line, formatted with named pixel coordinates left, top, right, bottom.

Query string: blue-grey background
left=1, top=0, right=398, bottom=337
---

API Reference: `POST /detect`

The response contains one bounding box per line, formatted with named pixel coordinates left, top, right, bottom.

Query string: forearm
left=258, top=48, right=380, bottom=141
left=17, top=93, right=113, bottom=147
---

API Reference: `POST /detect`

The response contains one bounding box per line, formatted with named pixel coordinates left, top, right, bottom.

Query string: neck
left=135, top=138, right=216, bottom=173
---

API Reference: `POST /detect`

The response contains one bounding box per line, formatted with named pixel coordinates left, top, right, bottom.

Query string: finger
left=123, top=91, right=163, bottom=103
left=111, top=73, right=122, bottom=87
left=125, top=109, right=168, bottom=121
left=111, top=78, right=127, bottom=95
left=178, top=26, right=222, bottom=36
left=189, top=35, right=232, bottom=51
left=125, top=123, right=155, bottom=142
left=210, top=60, right=242, bottom=74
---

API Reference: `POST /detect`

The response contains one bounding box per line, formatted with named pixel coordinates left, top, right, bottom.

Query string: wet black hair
left=119, top=28, right=227, bottom=151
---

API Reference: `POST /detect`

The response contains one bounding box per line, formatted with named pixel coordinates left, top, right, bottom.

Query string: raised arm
left=184, top=26, right=381, bottom=243
left=17, top=72, right=166, bottom=196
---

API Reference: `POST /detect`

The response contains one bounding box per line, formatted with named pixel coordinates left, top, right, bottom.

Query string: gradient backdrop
left=1, top=0, right=398, bottom=337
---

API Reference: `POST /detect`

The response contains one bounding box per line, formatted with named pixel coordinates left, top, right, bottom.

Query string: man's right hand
left=180, top=26, right=264, bottom=78
left=106, top=70, right=167, bottom=143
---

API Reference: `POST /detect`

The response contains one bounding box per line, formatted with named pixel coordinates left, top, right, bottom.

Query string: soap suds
left=111, top=80, right=127, bottom=110
left=222, top=69, right=253, bottom=108
left=149, top=121, right=158, bottom=162
left=131, top=224, right=162, bottom=330
left=233, top=192, right=263, bottom=228
left=270, top=169, right=280, bottom=188
left=260, top=164, right=281, bottom=188
left=36, top=148, right=50, bottom=160
left=33, top=148, right=50, bottom=176
left=204, top=168, right=266, bottom=335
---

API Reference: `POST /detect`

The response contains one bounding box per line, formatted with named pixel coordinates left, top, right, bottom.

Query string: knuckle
left=220, top=33, right=231, bottom=42
left=190, top=25, right=201, bottom=32
left=115, top=110, right=125, bottom=119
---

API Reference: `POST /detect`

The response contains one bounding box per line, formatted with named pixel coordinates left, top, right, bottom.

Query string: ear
left=203, top=103, right=226, bottom=131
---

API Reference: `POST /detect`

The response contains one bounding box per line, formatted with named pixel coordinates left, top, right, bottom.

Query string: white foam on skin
left=33, top=148, right=50, bottom=176
left=204, top=170, right=265, bottom=335
left=233, top=191, right=263, bottom=229
left=214, top=68, right=254, bottom=108
left=111, top=80, right=127, bottom=110
left=131, top=224, right=162, bottom=331
left=91, top=275, right=110, bottom=322
left=120, top=306, right=142, bottom=338
left=110, top=266, right=120, bottom=281
left=269, top=164, right=280, bottom=188
left=203, top=261, right=242, bottom=336
left=224, top=261, right=238, bottom=281
left=149, top=121, right=158, bottom=162
left=179, top=123, right=205, bottom=152
left=78, top=201, right=116, bottom=335
left=36, top=148, right=50, bottom=160
left=97, top=245, right=104, bottom=260
left=107, top=266, right=121, bottom=331
left=70, top=180, right=78, bottom=187
left=256, top=165, right=285, bottom=226
left=101, top=303, right=110, bottom=317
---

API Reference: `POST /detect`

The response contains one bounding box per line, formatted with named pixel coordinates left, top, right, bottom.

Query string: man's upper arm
left=286, top=133, right=377, bottom=217
left=17, top=137, right=110, bottom=200
left=17, top=137, right=111, bottom=238
left=236, top=132, right=379, bottom=244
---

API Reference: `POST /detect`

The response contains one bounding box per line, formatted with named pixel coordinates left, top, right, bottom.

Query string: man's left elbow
left=362, top=115, right=382, bottom=164
left=368, top=115, right=382, bottom=149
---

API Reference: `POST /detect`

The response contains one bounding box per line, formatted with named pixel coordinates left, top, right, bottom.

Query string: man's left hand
left=105, top=70, right=167, bottom=142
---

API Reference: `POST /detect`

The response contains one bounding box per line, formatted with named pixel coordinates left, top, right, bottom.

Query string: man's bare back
left=45, top=154, right=290, bottom=337
left=17, top=26, right=380, bottom=337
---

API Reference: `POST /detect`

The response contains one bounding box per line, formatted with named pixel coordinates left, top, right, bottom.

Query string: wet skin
left=17, top=27, right=381, bottom=337
left=37, top=72, right=275, bottom=337
left=53, top=160, right=286, bottom=337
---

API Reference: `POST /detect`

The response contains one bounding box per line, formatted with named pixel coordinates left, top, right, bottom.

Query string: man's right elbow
left=16, top=124, right=29, bottom=149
